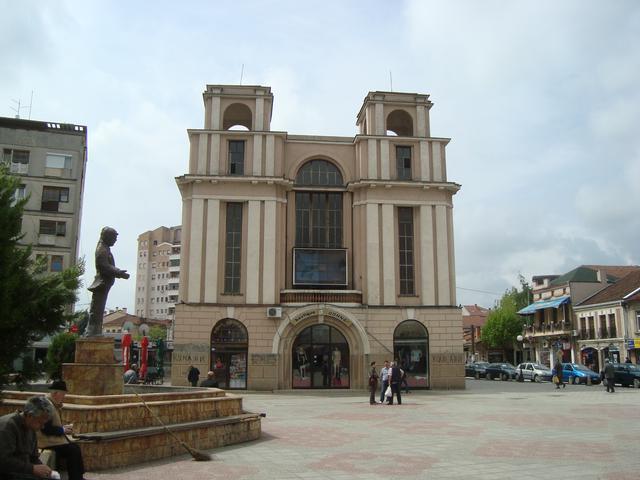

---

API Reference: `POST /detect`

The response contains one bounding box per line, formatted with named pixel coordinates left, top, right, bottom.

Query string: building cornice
left=348, top=180, right=461, bottom=194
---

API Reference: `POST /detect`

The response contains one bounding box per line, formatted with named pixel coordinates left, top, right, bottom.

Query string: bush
left=45, top=332, right=77, bottom=380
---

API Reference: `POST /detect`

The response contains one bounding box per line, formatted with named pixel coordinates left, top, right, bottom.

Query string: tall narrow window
left=50, top=255, right=64, bottom=272
left=228, top=140, right=245, bottom=176
left=396, top=146, right=412, bottom=180
left=398, top=207, right=415, bottom=295
left=224, top=203, right=243, bottom=293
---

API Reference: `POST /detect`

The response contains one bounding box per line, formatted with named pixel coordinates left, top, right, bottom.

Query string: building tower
left=173, top=85, right=462, bottom=390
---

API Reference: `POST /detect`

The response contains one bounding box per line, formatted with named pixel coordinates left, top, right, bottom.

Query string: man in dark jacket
left=387, top=361, right=403, bottom=405
left=0, top=396, right=54, bottom=479
left=604, top=359, right=616, bottom=393
left=187, top=365, right=200, bottom=387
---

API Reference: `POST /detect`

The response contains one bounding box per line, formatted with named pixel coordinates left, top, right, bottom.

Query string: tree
left=481, top=275, right=532, bottom=350
left=45, top=332, right=77, bottom=380
left=0, top=166, right=83, bottom=387
left=148, top=325, right=167, bottom=343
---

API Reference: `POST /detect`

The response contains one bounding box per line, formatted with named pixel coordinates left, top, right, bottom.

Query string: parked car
left=515, top=362, right=553, bottom=382
left=485, top=363, right=517, bottom=381
left=610, top=363, right=640, bottom=388
left=555, top=363, right=601, bottom=385
left=465, top=361, right=490, bottom=379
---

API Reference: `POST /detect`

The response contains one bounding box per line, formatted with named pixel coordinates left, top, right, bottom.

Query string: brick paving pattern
left=89, top=380, right=640, bottom=479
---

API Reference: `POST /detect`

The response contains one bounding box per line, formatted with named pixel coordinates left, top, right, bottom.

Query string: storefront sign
left=290, top=307, right=352, bottom=326
left=251, top=354, right=277, bottom=365
left=628, top=339, right=640, bottom=349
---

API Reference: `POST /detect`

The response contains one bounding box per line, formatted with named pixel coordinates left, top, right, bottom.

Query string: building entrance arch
left=292, top=324, right=350, bottom=389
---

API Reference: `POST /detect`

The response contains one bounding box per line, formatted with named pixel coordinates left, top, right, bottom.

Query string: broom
left=134, top=392, right=212, bottom=461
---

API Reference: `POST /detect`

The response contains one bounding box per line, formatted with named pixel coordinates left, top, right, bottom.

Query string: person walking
left=187, top=365, right=200, bottom=387
left=378, top=360, right=390, bottom=404
left=368, top=361, right=379, bottom=405
left=553, top=359, right=565, bottom=389
left=604, top=359, right=616, bottom=393
left=387, top=361, right=402, bottom=405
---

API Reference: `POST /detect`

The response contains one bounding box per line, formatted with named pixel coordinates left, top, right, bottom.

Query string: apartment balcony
left=280, top=289, right=362, bottom=305
left=579, top=328, right=598, bottom=340
left=525, top=320, right=572, bottom=337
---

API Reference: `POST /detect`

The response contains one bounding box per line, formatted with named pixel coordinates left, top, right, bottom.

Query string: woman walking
left=368, top=361, right=379, bottom=405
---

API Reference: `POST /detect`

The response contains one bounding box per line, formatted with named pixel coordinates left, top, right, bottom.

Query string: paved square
left=89, top=380, right=640, bottom=479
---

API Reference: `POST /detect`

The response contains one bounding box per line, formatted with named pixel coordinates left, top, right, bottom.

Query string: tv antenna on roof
left=10, top=91, right=34, bottom=119
left=240, top=64, right=245, bottom=85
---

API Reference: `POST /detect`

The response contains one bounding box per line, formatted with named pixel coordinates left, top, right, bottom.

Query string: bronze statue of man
left=85, top=227, right=130, bottom=337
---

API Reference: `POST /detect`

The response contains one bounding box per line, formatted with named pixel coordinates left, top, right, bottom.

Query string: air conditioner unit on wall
left=572, top=330, right=578, bottom=337
left=266, top=307, right=282, bottom=318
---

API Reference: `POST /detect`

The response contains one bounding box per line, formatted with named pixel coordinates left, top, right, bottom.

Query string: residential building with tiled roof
left=518, top=264, right=640, bottom=369
left=574, top=270, right=640, bottom=366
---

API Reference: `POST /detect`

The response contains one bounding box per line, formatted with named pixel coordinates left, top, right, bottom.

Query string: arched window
left=386, top=109, right=414, bottom=137
left=295, top=159, right=343, bottom=186
left=223, top=103, right=252, bottom=130
left=393, top=320, right=429, bottom=389
left=292, top=324, right=349, bottom=389
left=293, top=160, right=346, bottom=286
left=210, top=318, right=248, bottom=389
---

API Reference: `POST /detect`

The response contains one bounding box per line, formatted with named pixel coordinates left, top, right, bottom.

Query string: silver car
left=515, top=362, right=553, bottom=382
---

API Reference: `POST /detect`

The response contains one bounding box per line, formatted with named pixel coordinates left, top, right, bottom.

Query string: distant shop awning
left=518, top=296, right=570, bottom=315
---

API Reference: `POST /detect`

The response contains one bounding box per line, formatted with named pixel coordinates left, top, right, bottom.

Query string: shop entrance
left=211, top=318, right=248, bottom=389
left=292, top=324, right=349, bottom=389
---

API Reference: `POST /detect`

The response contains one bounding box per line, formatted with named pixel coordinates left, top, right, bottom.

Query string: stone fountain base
left=0, top=338, right=261, bottom=470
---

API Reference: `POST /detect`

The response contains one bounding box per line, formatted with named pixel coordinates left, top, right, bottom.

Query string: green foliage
left=148, top=325, right=167, bottom=343
left=45, top=332, right=77, bottom=380
left=481, top=275, right=531, bottom=348
left=0, top=165, right=83, bottom=387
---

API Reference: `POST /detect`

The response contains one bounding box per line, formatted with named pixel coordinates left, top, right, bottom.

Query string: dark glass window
left=295, top=192, right=342, bottom=248
left=393, top=320, right=429, bottom=389
left=224, top=203, right=243, bottom=293
left=292, top=324, right=350, bottom=389
left=396, top=146, right=412, bottom=180
left=398, top=207, right=415, bottom=295
left=228, top=140, right=245, bottom=176
left=39, top=220, right=66, bottom=236
left=41, top=186, right=69, bottom=212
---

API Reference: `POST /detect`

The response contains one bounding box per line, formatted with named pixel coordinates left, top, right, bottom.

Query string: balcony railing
left=281, top=290, right=362, bottom=304
left=525, top=321, right=572, bottom=336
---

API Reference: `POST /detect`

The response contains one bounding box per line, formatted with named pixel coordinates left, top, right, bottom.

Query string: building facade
left=1, top=117, right=87, bottom=274
left=135, top=226, right=182, bottom=321
left=172, top=85, right=463, bottom=390
left=519, top=265, right=640, bottom=369
left=573, top=269, right=640, bottom=368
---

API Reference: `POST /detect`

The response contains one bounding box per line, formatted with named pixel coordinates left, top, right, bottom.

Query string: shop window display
left=393, top=320, right=429, bottom=389
left=211, top=318, right=248, bottom=389
left=292, top=324, right=349, bottom=388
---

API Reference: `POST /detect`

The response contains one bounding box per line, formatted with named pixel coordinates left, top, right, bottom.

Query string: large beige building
left=135, top=226, right=182, bottom=321
left=1, top=116, right=87, bottom=275
left=172, top=85, right=463, bottom=390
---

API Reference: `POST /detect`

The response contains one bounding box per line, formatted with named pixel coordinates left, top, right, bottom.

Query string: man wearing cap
left=199, top=371, right=219, bottom=388
left=37, top=381, right=86, bottom=480
left=0, top=396, right=54, bottom=479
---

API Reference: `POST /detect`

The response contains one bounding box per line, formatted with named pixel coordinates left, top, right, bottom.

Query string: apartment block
left=135, top=226, right=181, bottom=320
left=1, top=116, right=87, bottom=274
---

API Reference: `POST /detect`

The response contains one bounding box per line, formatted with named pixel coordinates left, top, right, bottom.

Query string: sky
left=2, top=0, right=639, bottom=312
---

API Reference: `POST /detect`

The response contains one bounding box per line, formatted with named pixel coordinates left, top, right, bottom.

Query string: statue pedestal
left=62, top=337, right=123, bottom=396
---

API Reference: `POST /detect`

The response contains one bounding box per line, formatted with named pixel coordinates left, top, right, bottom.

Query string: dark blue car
left=553, top=363, right=601, bottom=385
